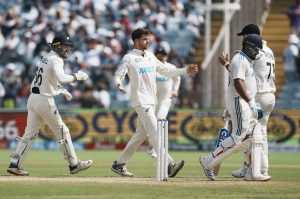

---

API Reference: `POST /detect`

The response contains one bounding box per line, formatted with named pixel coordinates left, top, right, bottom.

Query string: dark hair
left=131, top=28, right=150, bottom=42
left=155, top=48, right=167, bottom=55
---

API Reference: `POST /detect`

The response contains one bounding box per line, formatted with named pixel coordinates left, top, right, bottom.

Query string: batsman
left=199, top=34, right=271, bottom=181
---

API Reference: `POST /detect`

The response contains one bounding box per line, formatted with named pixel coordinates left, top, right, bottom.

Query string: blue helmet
left=242, top=34, right=262, bottom=60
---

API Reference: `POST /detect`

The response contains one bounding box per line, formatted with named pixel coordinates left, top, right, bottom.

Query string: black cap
left=51, top=34, right=74, bottom=46
left=237, top=24, right=260, bottom=36
left=155, top=48, right=167, bottom=55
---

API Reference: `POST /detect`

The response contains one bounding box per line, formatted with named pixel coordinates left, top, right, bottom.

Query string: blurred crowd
left=283, top=0, right=300, bottom=83
left=0, top=0, right=205, bottom=109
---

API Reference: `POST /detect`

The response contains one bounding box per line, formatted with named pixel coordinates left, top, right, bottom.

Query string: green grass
left=0, top=150, right=299, bottom=199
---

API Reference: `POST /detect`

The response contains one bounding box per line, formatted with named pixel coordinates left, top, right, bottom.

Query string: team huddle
left=7, top=25, right=275, bottom=182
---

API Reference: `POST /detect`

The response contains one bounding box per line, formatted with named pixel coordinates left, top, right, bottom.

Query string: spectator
left=0, top=81, right=5, bottom=105
left=284, top=0, right=300, bottom=35
left=93, top=83, right=111, bottom=109
left=283, top=34, right=300, bottom=82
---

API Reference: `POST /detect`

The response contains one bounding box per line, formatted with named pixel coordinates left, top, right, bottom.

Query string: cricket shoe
left=244, top=169, right=271, bottom=181
left=7, top=163, right=29, bottom=176
left=199, top=156, right=215, bottom=181
left=168, top=160, right=185, bottom=177
left=231, top=163, right=248, bottom=178
left=111, top=161, right=133, bottom=177
left=70, top=160, right=93, bottom=174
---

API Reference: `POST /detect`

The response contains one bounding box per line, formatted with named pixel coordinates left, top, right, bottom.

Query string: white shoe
left=111, top=161, right=134, bottom=177
left=199, top=156, right=215, bottom=181
left=244, top=169, right=271, bottom=181
left=231, top=164, right=248, bottom=178
left=70, top=160, right=93, bottom=174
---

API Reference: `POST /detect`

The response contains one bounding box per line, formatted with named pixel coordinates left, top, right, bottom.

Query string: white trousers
left=155, top=98, right=172, bottom=120
left=11, top=94, right=78, bottom=167
left=117, top=104, right=174, bottom=164
left=255, top=92, right=275, bottom=172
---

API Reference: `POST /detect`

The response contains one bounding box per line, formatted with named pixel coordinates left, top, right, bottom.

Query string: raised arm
left=218, top=52, right=230, bottom=71
left=156, top=58, right=198, bottom=77
left=52, top=58, right=76, bottom=84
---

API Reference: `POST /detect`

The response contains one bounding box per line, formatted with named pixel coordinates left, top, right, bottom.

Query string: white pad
left=57, top=125, right=78, bottom=166
left=11, top=132, right=39, bottom=167
left=251, top=123, right=264, bottom=178
left=208, top=134, right=252, bottom=169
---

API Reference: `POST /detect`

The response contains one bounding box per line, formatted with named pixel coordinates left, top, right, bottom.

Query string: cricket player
left=111, top=28, right=198, bottom=177
left=147, top=48, right=181, bottom=158
left=199, top=34, right=271, bottom=181
left=219, top=24, right=276, bottom=179
left=7, top=34, right=93, bottom=176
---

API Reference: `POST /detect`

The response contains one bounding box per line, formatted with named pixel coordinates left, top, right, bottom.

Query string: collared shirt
left=115, top=49, right=186, bottom=107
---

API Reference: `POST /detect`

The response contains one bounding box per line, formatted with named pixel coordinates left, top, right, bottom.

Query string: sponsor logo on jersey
left=156, top=76, right=169, bottom=81
left=139, top=66, right=154, bottom=74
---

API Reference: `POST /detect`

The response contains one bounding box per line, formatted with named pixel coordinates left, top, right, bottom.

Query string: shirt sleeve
left=231, top=59, right=246, bottom=80
left=52, top=58, right=75, bottom=84
left=156, top=57, right=187, bottom=77
left=169, top=64, right=181, bottom=92
left=115, top=54, right=130, bottom=86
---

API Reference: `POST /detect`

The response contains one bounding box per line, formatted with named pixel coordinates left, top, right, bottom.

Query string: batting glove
left=60, top=88, right=73, bottom=101
left=248, top=99, right=263, bottom=120
left=73, top=70, right=89, bottom=81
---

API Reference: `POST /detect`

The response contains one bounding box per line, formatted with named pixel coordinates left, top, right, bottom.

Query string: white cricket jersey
left=226, top=51, right=257, bottom=100
left=156, top=62, right=181, bottom=103
left=253, top=42, right=276, bottom=93
left=31, top=51, right=75, bottom=97
left=115, top=49, right=186, bottom=107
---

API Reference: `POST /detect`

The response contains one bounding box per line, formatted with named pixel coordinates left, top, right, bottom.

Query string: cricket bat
left=213, top=119, right=232, bottom=176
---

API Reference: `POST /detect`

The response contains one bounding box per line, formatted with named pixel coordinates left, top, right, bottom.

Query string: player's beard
left=141, top=42, right=149, bottom=51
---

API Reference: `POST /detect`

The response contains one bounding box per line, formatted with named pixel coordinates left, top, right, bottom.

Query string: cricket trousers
left=117, top=104, right=174, bottom=164
left=10, top=94, right=78, bottom=167
left=255, top=92, right=275, bottom=173
left=155, top=98, right=172, bottom=119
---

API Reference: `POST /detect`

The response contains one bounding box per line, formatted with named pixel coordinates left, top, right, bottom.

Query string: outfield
left=0, top=150, right=299, bottom=199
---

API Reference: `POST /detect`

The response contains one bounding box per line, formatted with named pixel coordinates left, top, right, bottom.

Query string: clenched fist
left=186, top=64, right=199, bottom=75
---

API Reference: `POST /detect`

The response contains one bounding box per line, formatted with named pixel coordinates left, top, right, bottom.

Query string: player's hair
left=131, top=28, right=150, bottom=42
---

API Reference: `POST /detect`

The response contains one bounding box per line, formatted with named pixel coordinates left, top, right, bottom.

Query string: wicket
left=157, top=119, right=168, bottom=181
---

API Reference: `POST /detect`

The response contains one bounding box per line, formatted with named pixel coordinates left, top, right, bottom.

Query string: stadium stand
left=0, top=0, right=204, bottom=109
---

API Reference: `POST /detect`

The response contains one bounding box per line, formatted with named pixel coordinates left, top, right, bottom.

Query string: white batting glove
left=248, top=99, right=263, bottom=120
left=74, top=70, right=89, bottom=81
left=60, top=88, right=73, bottom=101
